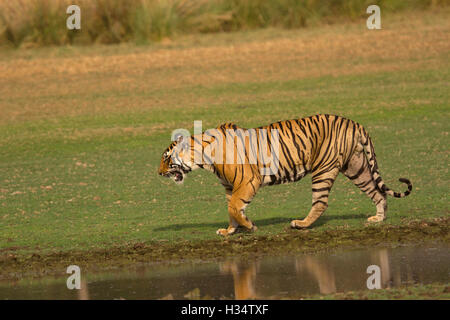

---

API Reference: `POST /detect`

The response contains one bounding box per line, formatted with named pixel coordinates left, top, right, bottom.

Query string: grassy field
left=0, top=8, right=449, bottom=267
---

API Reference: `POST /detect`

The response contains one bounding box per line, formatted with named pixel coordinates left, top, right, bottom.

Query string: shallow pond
left=1, top=244, right=448, bottom=299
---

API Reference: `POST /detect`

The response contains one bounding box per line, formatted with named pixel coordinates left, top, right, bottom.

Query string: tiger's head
left=158, top=135, right=194, bottom=184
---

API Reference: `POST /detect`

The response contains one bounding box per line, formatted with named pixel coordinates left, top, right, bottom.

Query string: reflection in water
left=0, top=245, right=448, bottom=299
left=217, top=246, right=448, bottom=299
left=220, top=260, right=259, bottom=299
left=77, top=280, right=89, bottom=300
left=219, top=249, right=392, bottom=300
left=371, top=248, right=392, bottom=288
left=295, top=256, right=336, bottom=294
left=220, top=248, right=401, bottom=298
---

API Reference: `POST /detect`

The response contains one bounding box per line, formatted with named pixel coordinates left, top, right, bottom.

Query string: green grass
left=1, top=67, right=448, bottom=253
left=0, top=9, right=449, bottom=259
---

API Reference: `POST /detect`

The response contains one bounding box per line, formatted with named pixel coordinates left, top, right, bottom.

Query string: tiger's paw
left=290, top=219, right=310, bottom=229
left=240, top=225, right=258, bottom=233
left=216, top=227, right=236, bottom=236
left=367, top=215, right=385, bottom=223
left=216, top=228, right=229, bottom=236
left=216, top=225, right=256, bottom=236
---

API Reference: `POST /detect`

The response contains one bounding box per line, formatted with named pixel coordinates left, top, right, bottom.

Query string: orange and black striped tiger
left=158, top=114, right=412, bottom=236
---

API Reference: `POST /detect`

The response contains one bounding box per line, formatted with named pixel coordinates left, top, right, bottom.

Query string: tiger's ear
left=175, top=134, right=189, bottom=150
left=176, top=135, right=184, bottom=144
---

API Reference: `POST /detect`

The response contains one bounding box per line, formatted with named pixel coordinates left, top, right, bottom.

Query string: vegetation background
left=0, top=0, right=447, bottom=47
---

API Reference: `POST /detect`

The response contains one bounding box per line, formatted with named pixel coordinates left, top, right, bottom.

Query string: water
left=1, top=245, right=448, bottom=299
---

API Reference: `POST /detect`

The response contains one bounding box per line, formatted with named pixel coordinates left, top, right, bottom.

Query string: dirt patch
left=1, top=217, right=448, bottom=281
left=297, top=283, right=450, bottom=300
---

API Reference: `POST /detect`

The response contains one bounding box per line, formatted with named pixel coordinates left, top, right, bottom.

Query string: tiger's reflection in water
left=219, top=259, right=260, bottom=300
left=219, top=248, right=402, bottom=299
left=73, top=248, right=418, bottom=299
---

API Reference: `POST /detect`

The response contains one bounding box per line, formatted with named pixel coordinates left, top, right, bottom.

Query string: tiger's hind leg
left=216, top=183, right=258, bottom=236
left=342, top=148, right=387, bottom=223
left=291, top=168, right=339, bottom=229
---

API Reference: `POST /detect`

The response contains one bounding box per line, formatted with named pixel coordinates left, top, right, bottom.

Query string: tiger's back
left=255, top=114, right=362, bottom=186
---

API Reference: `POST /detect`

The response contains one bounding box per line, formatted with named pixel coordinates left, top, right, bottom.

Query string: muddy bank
left=1, top=217, right=448, bottom=281
left=298, top=283, right=450, bottom=300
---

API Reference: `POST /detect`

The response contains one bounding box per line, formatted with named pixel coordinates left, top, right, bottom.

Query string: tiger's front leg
left=216, top=184, right=258, bottom=236
left=216, top=187, right=236, bottom=236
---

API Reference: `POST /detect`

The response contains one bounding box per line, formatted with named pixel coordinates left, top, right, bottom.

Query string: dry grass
left=0, top=9, right=448, bottom=124
left=1, top=0, right=445, bottom=47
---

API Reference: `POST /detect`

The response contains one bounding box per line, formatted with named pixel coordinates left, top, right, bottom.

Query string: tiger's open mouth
left=173, top=171, right=184, bottom=183
left=162, top=170, right=184, bottom=184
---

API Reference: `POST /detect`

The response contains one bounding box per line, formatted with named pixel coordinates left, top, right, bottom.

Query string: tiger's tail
left=360, top=127, right=412, bottom=198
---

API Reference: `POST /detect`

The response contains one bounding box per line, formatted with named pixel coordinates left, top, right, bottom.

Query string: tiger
left=158, top=114, right=412, bottom=236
